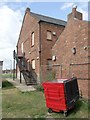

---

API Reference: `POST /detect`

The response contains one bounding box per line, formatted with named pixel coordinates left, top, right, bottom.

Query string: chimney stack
left=25, top=7, right=30, bottom=14
left=67, top=6, right=82, bottom=21
left=72, top=6, right=77, bottom=13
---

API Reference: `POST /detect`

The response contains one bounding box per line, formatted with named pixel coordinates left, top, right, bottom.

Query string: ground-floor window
left=31, top=59, right=35, bottom=70
left=47, top=59, right=52, bottom=70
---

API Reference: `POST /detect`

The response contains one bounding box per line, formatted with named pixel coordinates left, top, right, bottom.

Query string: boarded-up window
left=31, top=59, right=35, bottom=70
left=47, top=31, right=52, bottom=40
left=31, top=32, right=34, bottom=46
left=47, top=59, right=52, bottom=70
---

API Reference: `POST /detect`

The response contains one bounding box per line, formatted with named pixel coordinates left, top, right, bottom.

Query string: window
left=21, top=42, right=24, bottom=53
left=52, top=55, right=56, bottom=61
left=47, top=59, right=52, bottom=70
left=31, top=59, right=35, bottom=70
left=31, top=32, right=34, bottom=46
left=72, top=48, right=76, bottom=54
left=27, top=59, right=30, bottom=70
left=47, top=31, right=52, bottom=40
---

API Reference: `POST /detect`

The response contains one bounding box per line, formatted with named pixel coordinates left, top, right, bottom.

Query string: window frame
left=47, top=30, right=52, bottom=40
left=31, top=32, right=35, bottom=47
left=31, top=59, right=35, bottom=70
left=21, top=42, right=24, bottom=53
left=47, top=59, right=52, bottom=70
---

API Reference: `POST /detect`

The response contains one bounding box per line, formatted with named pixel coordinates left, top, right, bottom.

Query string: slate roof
left=31, top=12, right=67, bottom=26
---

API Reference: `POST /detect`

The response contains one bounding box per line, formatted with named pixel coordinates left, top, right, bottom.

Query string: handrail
left=13, top=50, right=37, bottom=85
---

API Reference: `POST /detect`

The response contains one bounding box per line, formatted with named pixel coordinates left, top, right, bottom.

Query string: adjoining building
left=52, top=7, right=90, bottom=99
left=0, top=61, right=3, bottom=88
left=14, top=7, right=89, bottom=99
left=0, top=61, right=3, bottom=120
left=0, top=61, right=3, bottom=75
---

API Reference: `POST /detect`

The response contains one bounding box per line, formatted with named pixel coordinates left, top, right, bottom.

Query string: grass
left=2, top=88, right=47, bottom=118
left=34, top=85, right=44, bottom=92
left=1, top=73, right=13, bottom=78
left=2, top=80, right=89, bottom=118
left=2, top=80, right=14, bottom=89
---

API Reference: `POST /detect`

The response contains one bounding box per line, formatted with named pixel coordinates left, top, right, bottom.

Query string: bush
left=46, top=70, right=56, bottom=81
left=35, top=85, right=44, bottom=92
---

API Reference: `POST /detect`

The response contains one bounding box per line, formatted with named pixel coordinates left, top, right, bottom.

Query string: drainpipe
left=13, top=50, right=15, bottom=80
left=16, top=45, right=18, bottom=78
left=39, top=21, right=41, bottom=83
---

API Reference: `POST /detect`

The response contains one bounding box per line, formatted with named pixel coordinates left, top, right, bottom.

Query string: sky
left=0, top=1, right=89, bottom=70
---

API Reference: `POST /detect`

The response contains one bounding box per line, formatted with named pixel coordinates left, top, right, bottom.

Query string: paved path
left=6, top=78, right=36, bottom=92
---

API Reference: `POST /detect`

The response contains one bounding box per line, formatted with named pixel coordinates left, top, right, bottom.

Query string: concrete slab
left=6, top=78, right=36, bottom=92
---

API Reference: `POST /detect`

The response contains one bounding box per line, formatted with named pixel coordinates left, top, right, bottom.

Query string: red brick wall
left=16, top=8, right=89, bottom=99
left=68, top=7, right=82, bottom=21
left=17, top=10, right=66, bottom=83
left=17, top=10, right=40, bottom=81
left=52, top=18, right=89, bottom=99
left=40, top=22, right=65, bottom=65
left=40, top=22, right=65, bottom=82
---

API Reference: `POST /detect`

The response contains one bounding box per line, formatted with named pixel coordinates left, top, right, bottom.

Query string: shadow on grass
left=67, top=100, right=83, bottom=116
left=51, top=99, right=84, bottom=117
left=2, top=118, right=45, bottom=120
left=33, top=118, right=46, bottom=120
left=87, top=100, right=90, bottom=118
left=2, top=80, right=15, bottom=89
left=34, top=85, right=44, bottom=92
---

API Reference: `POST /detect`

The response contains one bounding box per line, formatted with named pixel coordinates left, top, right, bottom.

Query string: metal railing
left=13, top=50, right=37, bottom=85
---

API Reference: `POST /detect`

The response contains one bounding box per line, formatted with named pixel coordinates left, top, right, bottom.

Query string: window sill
left=31, top=45, right=34, bottom=47
left=32, top=68, right=35, bottom=70
left=47, top=39, right=52, bottom=41
left=47, top=68, right=52, bottom=70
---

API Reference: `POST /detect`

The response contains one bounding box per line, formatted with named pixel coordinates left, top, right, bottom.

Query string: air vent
left=52, top=32, right=56, bottom=36
left=52, top=55, right=56, bottom=61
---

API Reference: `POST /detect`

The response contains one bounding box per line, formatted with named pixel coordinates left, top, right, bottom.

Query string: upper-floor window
left=47, top=31, right=52, bottom=40
left=21, top=42, right=24, bottom=53
left=31, top=59, right=35, bottom=70
left=26, top=59, right=29, bottom=70
left=31, top=32, right=34, bottom=46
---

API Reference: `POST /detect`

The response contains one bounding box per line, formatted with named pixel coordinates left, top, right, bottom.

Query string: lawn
left=1, top=73, right=13, bottom=79
left=2, top=80, right=89, bottom=118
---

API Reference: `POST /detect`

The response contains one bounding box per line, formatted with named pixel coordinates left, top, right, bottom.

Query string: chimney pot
left=72, top=5, right=77, bottom=13
left=67, top=6, right=82, bottom=20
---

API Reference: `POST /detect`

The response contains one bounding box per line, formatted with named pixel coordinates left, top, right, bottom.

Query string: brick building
left=15, top=8, right=66, bottom=84
left=15, top=7, right=89, bottom=99
left=52, top=7, right=90, bottom=99
left=0, top=61, right=3, bottom=75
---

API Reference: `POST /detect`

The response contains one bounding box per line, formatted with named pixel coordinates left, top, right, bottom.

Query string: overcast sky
left=0, top=1, right=89, bottom=70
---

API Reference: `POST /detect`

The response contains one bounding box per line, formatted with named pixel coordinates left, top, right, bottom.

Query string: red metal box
left=42, top=77, right=79, bottom=116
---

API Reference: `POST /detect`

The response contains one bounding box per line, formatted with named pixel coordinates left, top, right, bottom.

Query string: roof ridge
left=31, top=12, right=67, bottom=23
left=30, top=12, right=67, bottom=26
